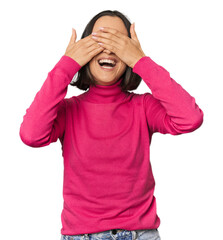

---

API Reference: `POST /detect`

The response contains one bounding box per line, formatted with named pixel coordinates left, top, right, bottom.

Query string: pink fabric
left=20, top=55, right=204, bottom=235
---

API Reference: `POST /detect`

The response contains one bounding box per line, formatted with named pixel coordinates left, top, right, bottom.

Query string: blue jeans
left=61, top=229, right=161, bottom=240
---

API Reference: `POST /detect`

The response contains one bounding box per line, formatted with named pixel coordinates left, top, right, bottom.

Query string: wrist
left=131, top=54, right=146, bottom=68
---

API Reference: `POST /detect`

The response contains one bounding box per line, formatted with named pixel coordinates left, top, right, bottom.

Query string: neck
left=81, top=77, right=127, bottom=104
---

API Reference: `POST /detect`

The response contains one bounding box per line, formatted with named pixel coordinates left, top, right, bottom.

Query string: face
left=89, top=16, right=128, bottom=86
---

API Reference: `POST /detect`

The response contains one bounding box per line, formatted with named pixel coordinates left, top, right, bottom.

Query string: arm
left=132, top=56, right=204, bottom=135
left=19, top=55, right=81, bottom=147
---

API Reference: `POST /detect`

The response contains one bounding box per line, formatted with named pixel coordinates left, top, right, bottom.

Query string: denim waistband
left=62, top=229, right=158, bottom=240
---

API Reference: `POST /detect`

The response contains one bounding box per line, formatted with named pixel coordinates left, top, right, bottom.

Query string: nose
left=102, top=48, right=112, bottom=54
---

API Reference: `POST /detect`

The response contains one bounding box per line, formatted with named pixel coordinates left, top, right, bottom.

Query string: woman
left=19, top=10, right=204, bottom=240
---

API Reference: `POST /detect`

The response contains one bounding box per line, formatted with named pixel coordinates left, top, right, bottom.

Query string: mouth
left=97, top=58, right=117, bottom=71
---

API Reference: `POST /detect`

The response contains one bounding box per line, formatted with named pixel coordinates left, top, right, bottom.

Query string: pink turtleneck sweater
left=19, top=55, right=204, bottom=235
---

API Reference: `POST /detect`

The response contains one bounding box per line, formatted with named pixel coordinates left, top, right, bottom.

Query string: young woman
left=20, top=10, right=204, bottom=240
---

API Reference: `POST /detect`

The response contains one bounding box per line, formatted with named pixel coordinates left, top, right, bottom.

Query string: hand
left=64, top=28, right=105, bottom=67
left=91, top=23, right=146, bottom=68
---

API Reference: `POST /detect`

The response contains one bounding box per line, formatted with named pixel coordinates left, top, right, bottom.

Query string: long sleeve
left=132, top=56, right=204, bottom=135
left=19, top=55, right=81, bottom=147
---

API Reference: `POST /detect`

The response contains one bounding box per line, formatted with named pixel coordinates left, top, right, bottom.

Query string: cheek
left=89, top=59, right=96, bottom=72
left=119, top=62, right=127, bottom=73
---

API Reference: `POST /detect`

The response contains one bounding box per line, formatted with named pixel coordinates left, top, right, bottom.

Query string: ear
left=130, top=23, right=139, bottom=42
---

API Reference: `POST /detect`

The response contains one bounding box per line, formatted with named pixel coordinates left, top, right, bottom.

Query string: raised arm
left=19, top=56, right=81, bottom=147
left=132, top=56, right=204, bottom=135
left=19, top=28, right=105, bottom=147
left=88, top=25, right=204, bottom=135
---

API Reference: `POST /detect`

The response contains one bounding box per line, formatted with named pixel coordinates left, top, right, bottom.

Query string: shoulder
left=63, top=95, right=79, bottom=107
left=63, top=92, right=87, bottom=107
left=127, top=91, right=152, bottom=104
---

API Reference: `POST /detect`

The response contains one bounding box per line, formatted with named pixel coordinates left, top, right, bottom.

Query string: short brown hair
left=70, top=10, right=142, bottom=91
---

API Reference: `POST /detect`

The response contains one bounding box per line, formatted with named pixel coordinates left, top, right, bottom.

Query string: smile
left=97, top=59, right=117, bottom=71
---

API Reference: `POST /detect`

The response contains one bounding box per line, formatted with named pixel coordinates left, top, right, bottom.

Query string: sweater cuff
left=132, top=56, right=158, bottom=77
left=53, top=55, right=82, bottom=81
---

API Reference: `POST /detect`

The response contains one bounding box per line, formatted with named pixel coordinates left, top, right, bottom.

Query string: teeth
left=99, top=59, right=116, bottom=65
left=101, top=66, right=113, bottom=69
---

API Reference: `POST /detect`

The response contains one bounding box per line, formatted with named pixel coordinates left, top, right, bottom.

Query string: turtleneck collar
left=81, top=77, right=127, bottom=104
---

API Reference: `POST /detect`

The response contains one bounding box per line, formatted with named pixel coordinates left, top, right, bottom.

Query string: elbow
left=19, top=126, right=38, bottom=147
left=190, top=108, right=204, bottom=131
left=165, top=109, right=204, bottom=135
left=19, top=125, right=50, bottom=148
left=19, top=130, right=34, bottom=147
left=176, top=109, right=204, bottom=134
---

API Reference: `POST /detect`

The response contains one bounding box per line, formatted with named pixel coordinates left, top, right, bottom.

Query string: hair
left=70, top=10, right=142, bottom=92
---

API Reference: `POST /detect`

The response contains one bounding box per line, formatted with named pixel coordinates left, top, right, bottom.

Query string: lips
left=97, top=57, right=118, bottom=71
left=97, top=57, right=118, bottom=64
left=97, top=62, right=117, bottom=71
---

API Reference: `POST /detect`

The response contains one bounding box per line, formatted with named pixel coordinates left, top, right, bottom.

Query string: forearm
left=133, top=56, right=204, bottom=134
left=19, top=55, right=81, bottom=147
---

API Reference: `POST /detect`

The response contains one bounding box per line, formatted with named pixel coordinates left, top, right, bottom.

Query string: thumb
left=70, top=28, right=77, bottom=43
left=130, top=22, right=139, bottom=42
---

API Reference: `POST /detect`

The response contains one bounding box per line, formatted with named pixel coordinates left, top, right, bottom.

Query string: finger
left=87, top=42, right=104, bottom=52
left=88, top=44, right=104, bottom=57
left=75, top=36, right=96, bottom=50
left=83, top=34, right=101, bottom=47
left=96, top=42, right=117, bottom=54
left=91, top=36, right=121, bottom=50
left=99, top=27, right=126, bottom=39
left=130, top=23, right=139, bottom=42
left=69, top=28, right=77, bottom=44
left=92, top=31, right=121, bottom=45
left=86, top=38, right=103, bottom=49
